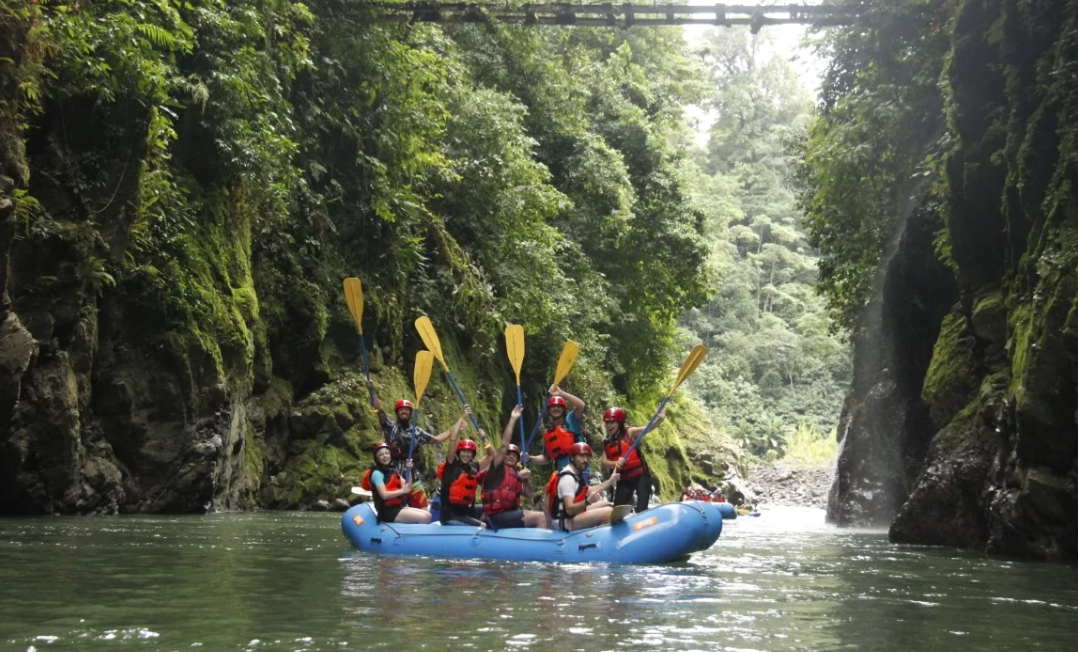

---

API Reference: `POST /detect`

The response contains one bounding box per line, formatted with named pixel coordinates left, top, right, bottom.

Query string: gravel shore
left=745, top=463, right=835, bottom=510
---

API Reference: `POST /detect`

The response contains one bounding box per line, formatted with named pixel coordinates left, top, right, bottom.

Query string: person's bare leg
left=523, top=510, right=547, bottom=528
left=396, top=507, right=432, bottom=524
left=570, top=506, right=613, bottom=529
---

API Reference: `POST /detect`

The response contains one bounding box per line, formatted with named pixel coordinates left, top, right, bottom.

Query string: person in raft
left=440, top=421, right=494, bottom=527
left=370, top=443, right=432, bottom=524
left=478, top=405, right=548, bottom=529
left=527, top=385, right=585, bottom=471
left=600, top=406, right=665, bottom=513
left=550, top=442, right=620, bottom=531
left=367, top=378, right=469, bottom=508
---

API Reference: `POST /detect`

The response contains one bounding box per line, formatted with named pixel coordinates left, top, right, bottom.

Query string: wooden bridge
left=362, top=3, right=859, bottom=31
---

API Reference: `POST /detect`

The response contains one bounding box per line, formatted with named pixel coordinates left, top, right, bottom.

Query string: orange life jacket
left=370, top=467, right=404, bottom=515
left=442, top=460, right=479, bottom=507
left=481, top=464, right=523, bottom=515
left=546, top=468, right=587, bottom=524
left=544, top=423, right=576, bottom=460
left=603, top=431, right=646, bottom=481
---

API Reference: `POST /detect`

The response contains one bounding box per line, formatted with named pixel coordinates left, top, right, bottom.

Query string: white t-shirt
left=558, top=472, right=583, bottom=503
left=553, top=471, right=583, bottom=531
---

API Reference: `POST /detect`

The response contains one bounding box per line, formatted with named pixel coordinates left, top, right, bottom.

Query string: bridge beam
left=363, top=2, right=859, bottom=28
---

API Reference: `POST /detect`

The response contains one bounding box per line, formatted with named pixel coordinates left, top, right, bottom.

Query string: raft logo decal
left=352, top=515, right=365, bottom=527
left=632, top=516, right=658, bottom=531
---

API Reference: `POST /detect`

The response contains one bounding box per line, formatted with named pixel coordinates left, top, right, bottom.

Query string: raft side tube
left=341, top=501, right=721, bottom=564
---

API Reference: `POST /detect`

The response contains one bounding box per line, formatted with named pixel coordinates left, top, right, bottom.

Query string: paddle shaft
left=622, top=395, right=672, bottom=458
left=444, top=369, right=483, bottom=439
left=524, top=403, right=548, bottom=453
left=359, top=334, right=374, bottom=406
left=516, top=386, right=526, bottom=450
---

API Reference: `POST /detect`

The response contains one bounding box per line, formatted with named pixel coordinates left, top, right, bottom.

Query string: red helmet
left=394, top=399, right=414, bottom=412
left=603, top=407, right=627, bottom=423
left=457, top=439, right=478, bottom=453
left=373, top=443, right=391, bottom=458
left=547, top=396, right=567, bottom=408
left=570, top=442, right=592, bottom=456
left=506, top=444, right=521, bottom=456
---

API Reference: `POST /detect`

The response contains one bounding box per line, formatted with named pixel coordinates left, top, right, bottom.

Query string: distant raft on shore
left=341, top=500, right=722, bottom=564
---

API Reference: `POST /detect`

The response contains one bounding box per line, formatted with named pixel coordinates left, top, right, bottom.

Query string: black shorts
left=486, top=510, right=526, bottom=530
left=441, top=504, right=483, bottom=525
left=377, top=505, right=404, bottom=523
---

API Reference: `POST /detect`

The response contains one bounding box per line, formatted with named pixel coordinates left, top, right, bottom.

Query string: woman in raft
left=370, top=443, right=432, bottom=524
left=600, top=406, right=665, bottom=513
left=439, top=421, right=494, bottom=527
left=478, top=405, right=548, bottom=529
left=549, top=442, right=620, bottom=531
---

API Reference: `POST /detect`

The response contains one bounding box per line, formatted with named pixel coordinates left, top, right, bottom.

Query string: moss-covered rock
left=922, top=306, right=978, bottom=428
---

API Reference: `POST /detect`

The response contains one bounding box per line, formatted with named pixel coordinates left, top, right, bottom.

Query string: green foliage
left=2, top=1, right=719, bottom=504
left=678, top=28, right=851, bottom=459
left=795, top=0, right=953, bottom=331
left=782, top=422, right=839, bottom=468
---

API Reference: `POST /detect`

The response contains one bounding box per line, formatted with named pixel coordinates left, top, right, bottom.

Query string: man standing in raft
left=368, top=379, right=469, bottom=508
left=601, top=406, right=665, bottom=513
left=551, top=442, right=620, bottom=530
left=479, top=405, right=548, bottom=529
left=528, top=385, right=586, bottom=470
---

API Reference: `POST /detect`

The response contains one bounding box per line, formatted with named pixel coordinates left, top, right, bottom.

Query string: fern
left=136, top=23, right=179, bottom=50
left=12, top=189, right=43, bottom=237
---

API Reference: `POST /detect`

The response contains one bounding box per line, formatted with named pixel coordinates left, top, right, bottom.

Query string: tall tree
left=680, top=28, right=851, bottom=457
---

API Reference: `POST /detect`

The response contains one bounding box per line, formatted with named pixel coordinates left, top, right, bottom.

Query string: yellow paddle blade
left=553, top=340, right=580, bottom=386
left=343, top=277, right=364, bottom=334
left=414, top=316, right=448, bottom=369
left=504, top=324, right=525, bottom=385
left=668, top=345, right=709, bottom=395
left=413, top=350, right=434, bottom=409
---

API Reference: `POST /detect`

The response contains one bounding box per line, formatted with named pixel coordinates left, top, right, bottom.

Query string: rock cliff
left=829, top=0, right=1078, bottom=562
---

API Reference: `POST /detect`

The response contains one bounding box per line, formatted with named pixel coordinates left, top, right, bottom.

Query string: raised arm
left=478, top=434, right=495, bottom=471
left=493, top=405, right=523, bottom=468
left=368, top=380, right=387, bottom=425
left=626, top=408, right=666, bottom=440
left=445, top=418, right=465, bottom=464
left=549, top=385, right=585, bottom=421
left=433, top=405, right=472, bottom=444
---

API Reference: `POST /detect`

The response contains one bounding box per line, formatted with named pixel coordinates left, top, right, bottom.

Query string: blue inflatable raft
left=341, top=501, right=722, bottom=564
left=715, top=502, right=736, bottom=519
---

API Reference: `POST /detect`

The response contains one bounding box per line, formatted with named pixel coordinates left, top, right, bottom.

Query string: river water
left=1, top=506, right=1076, bottom=651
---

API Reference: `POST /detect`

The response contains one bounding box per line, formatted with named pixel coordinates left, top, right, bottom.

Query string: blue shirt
left=370, top=470, right=386, bottom=487
left=564, top=410, right=582, bottom=435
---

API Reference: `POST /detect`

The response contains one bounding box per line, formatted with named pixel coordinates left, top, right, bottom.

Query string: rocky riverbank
left=745, top=464, right=835, bottom=510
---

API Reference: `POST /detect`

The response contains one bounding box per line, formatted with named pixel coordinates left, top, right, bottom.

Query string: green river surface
left=2, top=506, right=1076, bottom=651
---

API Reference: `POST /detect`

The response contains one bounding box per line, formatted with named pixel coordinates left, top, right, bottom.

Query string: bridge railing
left=361, top=2, right=860, bottom=30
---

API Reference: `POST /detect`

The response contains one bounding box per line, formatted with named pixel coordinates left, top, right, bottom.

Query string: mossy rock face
left=889, top=397, right=995, bottom=548
left=257, top=361, right=507, bottom=508
left=922, top=306, right=978, bottom=428
left=971, top=289, right=1007, bottom=354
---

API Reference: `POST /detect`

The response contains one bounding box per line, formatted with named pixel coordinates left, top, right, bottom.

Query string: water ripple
left=1, top=507, right=1077, bottom=650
